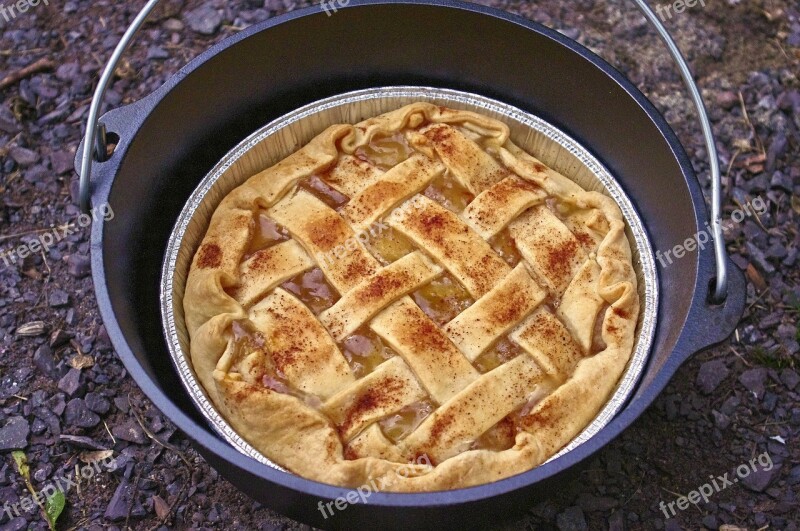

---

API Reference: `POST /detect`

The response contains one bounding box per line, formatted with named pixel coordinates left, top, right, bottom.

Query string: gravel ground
left=0, top=0, right=798, bottom=529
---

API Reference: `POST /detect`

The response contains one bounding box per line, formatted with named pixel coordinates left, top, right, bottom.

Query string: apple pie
left=183, top=102, right=639, bottom=491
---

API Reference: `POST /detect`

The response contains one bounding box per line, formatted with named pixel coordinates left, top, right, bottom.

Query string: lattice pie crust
left=184, top=103, right=639, bottom=491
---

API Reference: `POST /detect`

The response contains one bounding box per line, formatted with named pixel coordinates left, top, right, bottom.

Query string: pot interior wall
left=97, top=0, right=700, bottom=482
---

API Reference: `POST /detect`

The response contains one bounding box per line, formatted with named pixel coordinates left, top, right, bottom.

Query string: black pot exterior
left=78, top=1, right=746, bottom=529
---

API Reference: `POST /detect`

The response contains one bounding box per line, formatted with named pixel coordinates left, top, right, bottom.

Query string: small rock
left=0, top=517, right=27, bottom=531
left=23, top=164, right=48, bottom=184
left=114, top=396, right=130, bottom=413
left=701, top=514, right=718, bottom=529
left=742, top=219, right=765, bottom=241
left=185, top=5, right=222, bottom=35
left=48, top=289, right=70, bottom=307
left=141, top=412, right=160, bottom=434
left=788, top=465, right=800, bottom=486
left=746, top=242, right=775, bottom=274
left=730, top=253, right=749, bottom=270
left=761, top=392, right=778, bottom=412
left=780, top=368, right=800, bottom=390
left=607, top=511, right=624, bottom=531
left=696, top=359, right=729, bottom=394
left=10, top=146, right=37, bottom=166
left=770, top=170, right=793, bottom=192
left=33, top=345, right=59, bottom=379
left=112, top=419, right=147, bottom=444
left=716, top=91, right=739, bottom=110
left=163, top=18, right=184, bottom=31
left=783, top=248, right=798, bottom=268
left=576, top=493, right=617, bottom=512
left=104, top=476, right=134, bottom=521
left=64, top=398, right=101, bottom=428
left=50, top=328, right=73, bottom=348
left=760, top=312, right=782, bottom=329
left=55, top=62, right=79, bottom=81
left=766, top=133, right=788, bottom=172
left=97, top=324, right=112, bottom=350
left=47, top=393, right=66, bottom=416
left=151, top=0, right=184, bottom=19
left=777, top=90, right=800, bottom=113
left=559, top=28, right=581, bottom=40
left=59, top=434, right=108, bottom=451
left=30, top=417, right=47, bottom=435
left=765, top=243, right=788, bottom=259
left=556, top=506, right=588, bottom=531
left=58, top=368, right=83, bottom=396
left=785, top=339, right=799, bottom=355
left=50, top=149, right=75, bottom=174
left=777, top=323, right=796, bottom=340
left=741, top=465, right=781, bottom=492
left=0, top=416, right=30, bottom=450
left=146, top=45, right=169, bottom=60
left=85, top=392, right=111, bottom=415
left=712, top=409, right=731, bottom=430
left=67, top=254, right=91, bottom=278
left=739, top=368, right=768, bottom=399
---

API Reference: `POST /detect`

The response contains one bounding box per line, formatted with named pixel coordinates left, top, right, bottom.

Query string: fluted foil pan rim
left=161, top=87, right=659, bottom=478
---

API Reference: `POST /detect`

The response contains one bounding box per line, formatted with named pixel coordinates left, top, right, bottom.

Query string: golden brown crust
left=183, top=102, right=639, bottom=492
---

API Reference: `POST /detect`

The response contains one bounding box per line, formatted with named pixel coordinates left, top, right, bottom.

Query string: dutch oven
left=75, top=0, right=746, bottom=528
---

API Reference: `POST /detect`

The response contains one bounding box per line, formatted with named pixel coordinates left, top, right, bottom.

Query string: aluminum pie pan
left=160, top=86, right=659, bottom=476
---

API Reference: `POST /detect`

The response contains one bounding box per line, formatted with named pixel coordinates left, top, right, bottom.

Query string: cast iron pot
left=75, top=1, right=746, bottom=528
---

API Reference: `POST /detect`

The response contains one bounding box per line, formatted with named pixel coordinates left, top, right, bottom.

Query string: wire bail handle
left=78, top=0, right=728, bottom=302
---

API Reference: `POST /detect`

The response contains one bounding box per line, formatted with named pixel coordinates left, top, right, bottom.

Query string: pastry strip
left=509, top=205, right=586, bottom=296
left=371, top=297, right=479, bottom=404
left=343, top=154, right=444, bottom=232
left=420, top=123, right=509, bottom=195
left=230, top=239, right=314, bottom=308
left=400, top=355, right=546, bottom=463
left=345, top=423, right=405, bottom=461
left=511, top=308, right=585, bottom=378
left=319, top=154, right=383, bottom=197
left=561, top=208, right=609, bottom=253
left=557, top=259, right=606, bottom=353
left=320, top=251, right=442, bottom=342
left=461, top=176, right=547, bottom=239
left=249, top=288, right=354, bottom=399
left=323, top=356, right=427, bottom=441
left=444, top=264, right=546, bottom=361
left=387, top=195, right=510, bottom=299
left=267, top=189, right=380, bottom=293
left=191, top=208, right=254, bottom=277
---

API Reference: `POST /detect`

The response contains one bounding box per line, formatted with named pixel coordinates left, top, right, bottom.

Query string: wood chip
left=79, top=449, right=114, bottom=463
left=68, top=354, right=95, bottom=370
left=0, top=58, right=56, bottom=91
left=746, top=263, right=767, bottom=292
left=740, top=153, right=766, bottom=173
left=153, top=495, right=170, bottom=520
left=16, top=321, right=47, bottom=337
